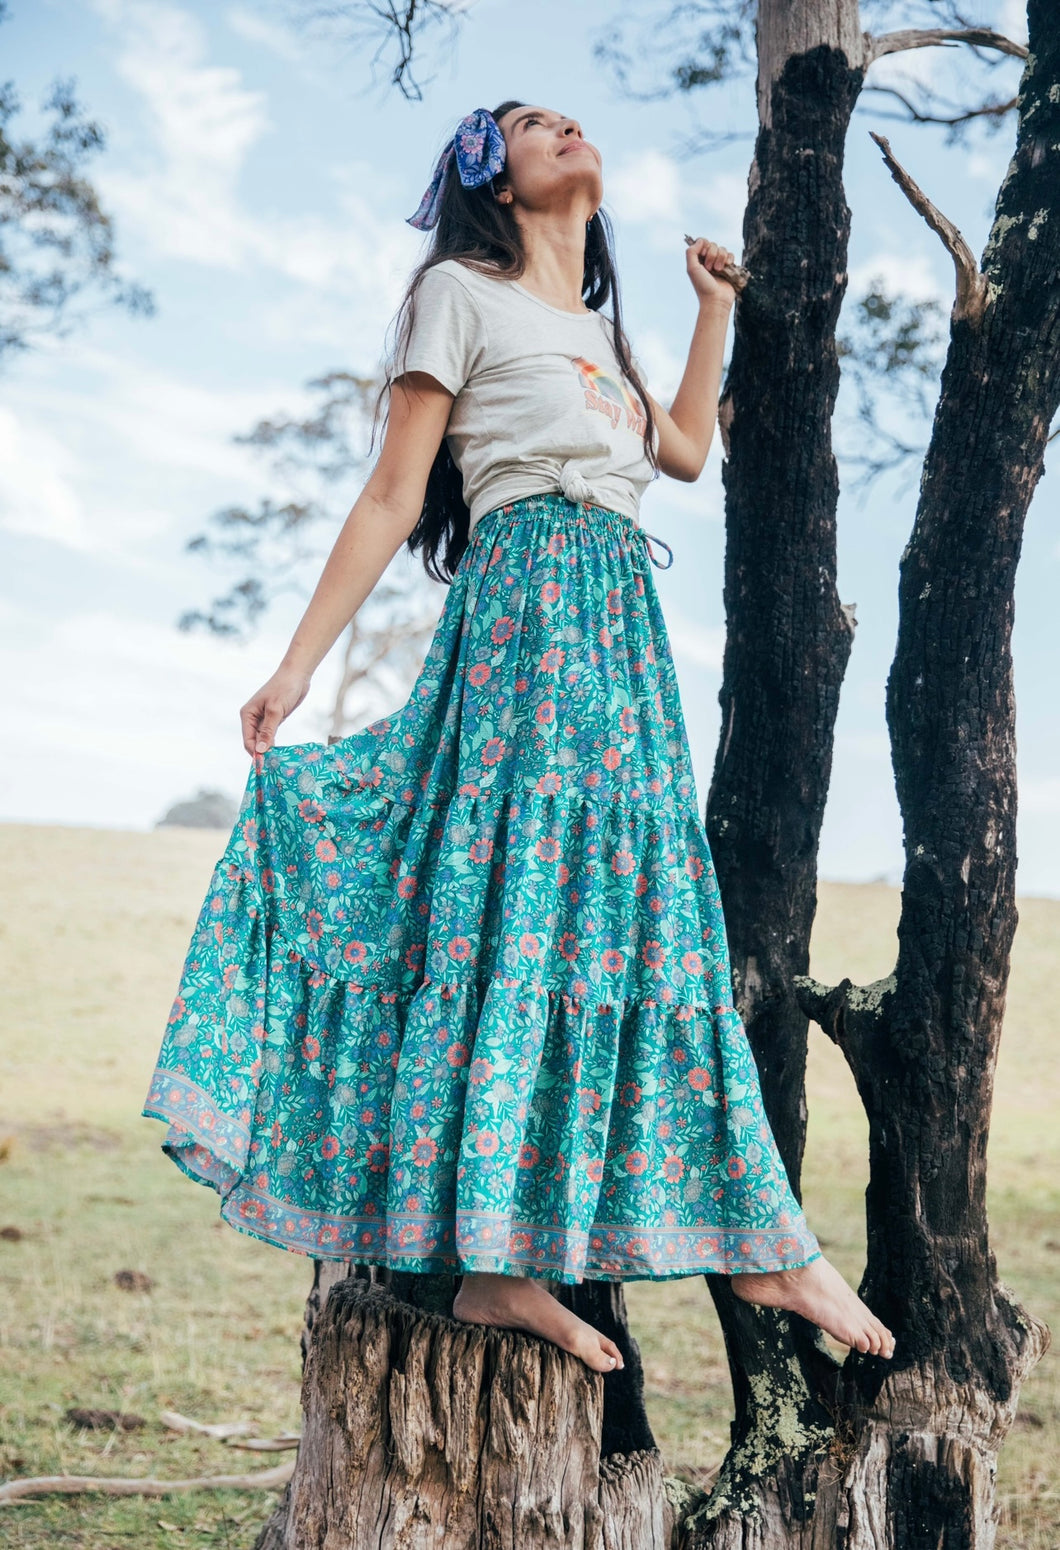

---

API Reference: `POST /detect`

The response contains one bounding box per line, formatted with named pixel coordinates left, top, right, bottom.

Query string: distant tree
left=835, top=281, right=947, bottom=496
left=0, top=3, right=152, bottom=362
left=155, top=788, right=240, bottom=830
left=179, top=370, right=442, bottom=742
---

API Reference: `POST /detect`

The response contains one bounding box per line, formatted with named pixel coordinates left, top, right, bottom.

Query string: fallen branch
left=159, top=1411, right=253, bottom=1439
left=224, top=1435, right=301, bottom=1453
left=159, top=1410, right=300, bottom=1451
left=0, top=1460, right=295, bottom=1504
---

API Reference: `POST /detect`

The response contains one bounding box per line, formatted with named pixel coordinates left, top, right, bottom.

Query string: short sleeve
left=393, top=264, right=487, bottom=396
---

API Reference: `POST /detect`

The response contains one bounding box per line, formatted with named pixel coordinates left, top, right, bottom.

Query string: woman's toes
left=601, top=1336, right=625, bottom=1370
left=594, top=1342, right=623, bottom=1373
left=859, top=1317, right=898, bottom=1359
left=572, top=1329, right=626, bottom=1374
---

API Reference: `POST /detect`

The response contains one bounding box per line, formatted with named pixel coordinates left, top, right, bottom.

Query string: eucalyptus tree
left=0, top=3, right=151, bottom=362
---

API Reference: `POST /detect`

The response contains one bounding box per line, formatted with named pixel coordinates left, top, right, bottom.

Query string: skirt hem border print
left=143, top=493, right=822, bottom=1285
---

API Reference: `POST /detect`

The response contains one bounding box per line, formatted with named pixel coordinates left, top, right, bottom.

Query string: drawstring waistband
left=556, top=461, right=674, bottom=572
left=473, top=491, right=675, bottom=571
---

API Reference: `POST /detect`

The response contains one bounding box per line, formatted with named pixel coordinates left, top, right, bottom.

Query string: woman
left=143, top=101, right=895, bottom=1376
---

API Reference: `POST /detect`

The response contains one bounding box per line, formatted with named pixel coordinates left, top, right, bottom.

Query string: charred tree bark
left=693, top=6, right=866, bottom=1532
left=791, top=4, right=1058, bottom=1541
left=688, top=2, right=1054, bottom=1545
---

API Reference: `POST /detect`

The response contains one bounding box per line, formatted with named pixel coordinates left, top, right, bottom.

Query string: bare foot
left=452, top=1271, right=626, bottom=1374
left=731, top=1255, right=896, bottom=1358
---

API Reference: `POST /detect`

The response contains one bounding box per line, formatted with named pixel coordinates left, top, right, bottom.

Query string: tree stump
left=261, top=1277, right=674, bottom=1549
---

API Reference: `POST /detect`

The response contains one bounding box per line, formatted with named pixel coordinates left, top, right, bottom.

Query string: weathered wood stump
left=257, top=1276, right=681, bottom=1549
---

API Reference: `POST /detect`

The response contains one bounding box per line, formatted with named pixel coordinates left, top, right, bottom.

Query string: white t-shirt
left=392, top=258, right=656, bottom=535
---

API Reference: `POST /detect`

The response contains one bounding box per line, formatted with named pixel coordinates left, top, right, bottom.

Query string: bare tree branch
left=287, top=0, right=474, bottom=101
left=868, top=130, right=988, bottom=321
left=860, top=81, right=1018, bottom=130
left=865, top=27, right=1028, bottom=67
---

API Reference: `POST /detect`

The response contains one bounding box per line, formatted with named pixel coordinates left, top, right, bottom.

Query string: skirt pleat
left=143, top=493, right=821, bottom=1282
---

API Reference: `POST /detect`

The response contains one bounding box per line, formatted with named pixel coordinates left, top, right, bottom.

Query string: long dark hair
left=372, top=100, right=660, bottom=585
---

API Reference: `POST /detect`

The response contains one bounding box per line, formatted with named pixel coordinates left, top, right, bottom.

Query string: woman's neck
left=513, top=208, right=591, bottom=314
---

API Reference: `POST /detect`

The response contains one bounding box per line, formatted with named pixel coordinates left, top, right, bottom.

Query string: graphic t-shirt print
left=572, top=356, right=647, bottom=437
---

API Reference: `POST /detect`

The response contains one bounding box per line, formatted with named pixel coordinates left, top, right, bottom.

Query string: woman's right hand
left=240, top=666, right=312, bottom=756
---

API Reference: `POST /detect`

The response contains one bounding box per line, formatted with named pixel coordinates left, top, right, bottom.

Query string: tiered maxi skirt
left=143, top=493, right=822, bottom=1284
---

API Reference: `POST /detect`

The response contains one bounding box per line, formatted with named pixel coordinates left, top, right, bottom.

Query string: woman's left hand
left=685, top=237, right=737, bottom=306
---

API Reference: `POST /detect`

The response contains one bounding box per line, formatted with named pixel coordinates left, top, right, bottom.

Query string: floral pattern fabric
left=143, top=494, right=821, bottom=1284
left=406, top=107, right=507, bottom=231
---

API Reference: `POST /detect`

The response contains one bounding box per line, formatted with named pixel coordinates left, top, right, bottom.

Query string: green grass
left=0, top=825, right=1055, bottom=1547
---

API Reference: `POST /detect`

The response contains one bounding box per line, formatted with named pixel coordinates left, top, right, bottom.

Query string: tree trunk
left=254, top=1275, right=684, bottom=1549
left=693, top=0, right=866, bottom=1529
left=254, top=1264, right=700, bottom=1543
left=791, top=2, right=1059, bottom=1538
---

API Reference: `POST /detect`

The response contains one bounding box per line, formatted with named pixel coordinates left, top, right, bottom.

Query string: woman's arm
left=239, top=371, right=454, bottom=756
left=647, top=238, right=736, bottom=483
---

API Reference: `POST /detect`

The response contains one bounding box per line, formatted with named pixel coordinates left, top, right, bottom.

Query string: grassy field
left=0, top=822, right=1055, bottom=1548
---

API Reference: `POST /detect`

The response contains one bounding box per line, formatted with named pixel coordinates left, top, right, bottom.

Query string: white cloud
left=225, top=5, right=313, bottom=65
left=847, top=250, right=951, bottom=307
left=865, top=41, right=940, bottom=93
left=663, top=607, right=725, bottom=671
left=1021, top=776, right=1060, bottom=815
left=998, top=0, right=1029, bottom=46
left=633, top=327, right=686, bottom=403
left=93, top=0, right=271, bottom=269
left=0, top=407, right=93, bottom=550
left=0, top=597, right=279, bottom=824
left=91, top=0, right=415, bottom=327
left=3, top=345, right=305, bottom=558
left=49, top=347, right=280, bottom=478
left=966, top=148, right=1012, bottom=186
left=0, top=594, right=398, bottom=828
left=686, top=170, right=748, bottom=235
left=606, top=152, right=744, bottom=260
left=607, top=149, right=683, bottom=225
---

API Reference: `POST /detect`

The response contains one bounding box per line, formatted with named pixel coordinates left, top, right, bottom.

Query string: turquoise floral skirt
left=143, top=493, right=821, bottom=1283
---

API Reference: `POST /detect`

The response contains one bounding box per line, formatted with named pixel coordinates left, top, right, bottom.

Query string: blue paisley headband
left=406, top=107, right=507, bottom=232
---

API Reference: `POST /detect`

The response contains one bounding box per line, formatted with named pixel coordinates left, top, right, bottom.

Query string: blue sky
left=2, top=0, right=1055, bottom=897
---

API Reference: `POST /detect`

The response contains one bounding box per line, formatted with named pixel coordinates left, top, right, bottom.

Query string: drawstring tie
left=632, top=528, right=674, bottom=571
left=558, top=459, right=674, bottom=572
